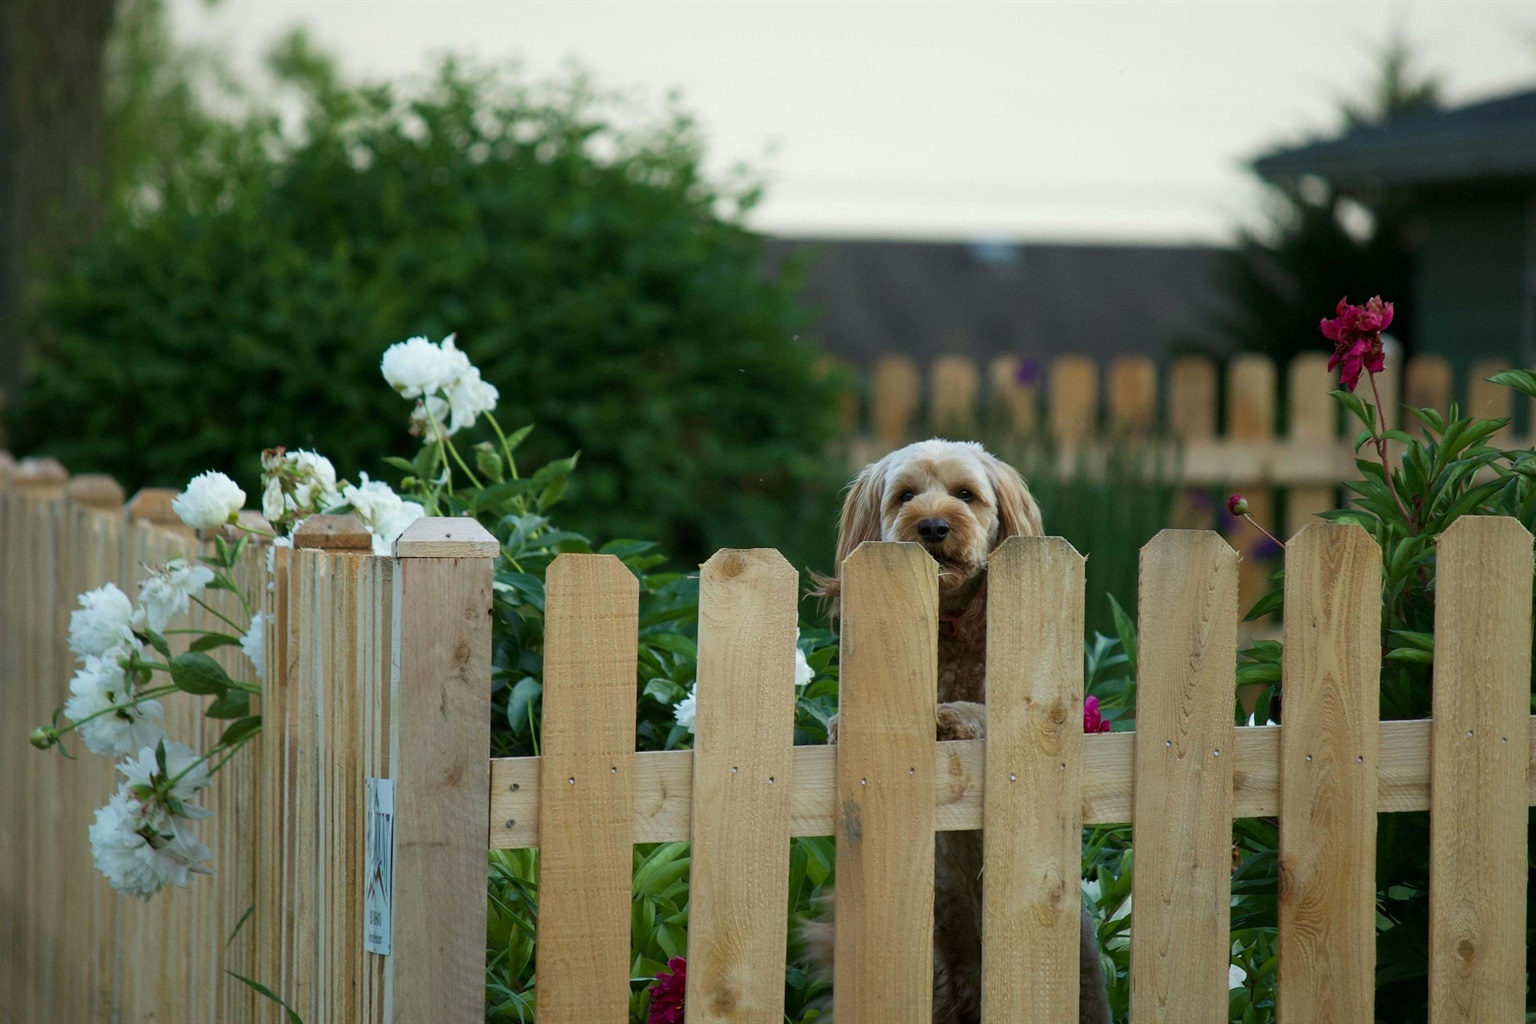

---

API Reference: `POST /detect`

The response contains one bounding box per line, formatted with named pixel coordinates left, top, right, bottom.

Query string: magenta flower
left=1083, top=696, right=1111, bottom=734
left=648, top=957, right=686, bottom=1024
left=1320, top=296, right=1392, bottom=392
left=1227, top=494, right=1248, bottom=517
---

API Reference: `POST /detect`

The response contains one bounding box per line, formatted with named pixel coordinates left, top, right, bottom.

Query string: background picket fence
left=2, top=455, right=1533, bottom=1023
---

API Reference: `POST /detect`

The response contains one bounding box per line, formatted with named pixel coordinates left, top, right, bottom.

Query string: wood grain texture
left=1049, top=355, right=1098, bottom=446
left=536, top=554, right=639, bottom=1024
left=1429, top=516, right=1532, bottom=1022
left=1131, top=530, right=1238, bottom=1024
left=488, top=716, right=1536, bottom=846
left=834, top=542, right=938, bottom=1023
left=1277, top=524, right=1381, bottom=1023
left=386, top=526, right=495, bottom=1024
left=1106, top=356, right=1157, bottom=436
left=981, top=537, right=1085, bottom=1021
left=686, top=549, right=798, bottom=1023
left=393, top=514, right=499, bottom=558
left=292, top=513, right=372, bottom=549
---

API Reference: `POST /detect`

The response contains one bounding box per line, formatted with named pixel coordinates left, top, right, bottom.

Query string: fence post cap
left=125, top=487, right=189, bottom=527
left=65, top=473, right=126, bottom=510
left=394, top=515, right=499, bottom=558
left=13, top=456, right=68, bottom=487
left=292, top=513, right=372, bottom=550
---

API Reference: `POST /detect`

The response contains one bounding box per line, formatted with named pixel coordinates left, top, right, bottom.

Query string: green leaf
left=219, top=716, right=263, bottom=747
left=169, top=651, right=232, bottom=696
left=225, top=971, right=305, bottom=1024
left=1242, top=587, right=1284, bottom=622
left=190, top=633, right=243, bottom=653
left=382, top=456, right=417, bottom=475
left=1487, top=369, right=1536, bottom=399
left=140, top=628, right=172, bottom=658
left=1385, top=648, right=1434, bottom=664
left=1389, top=630, right=1434, bottom=652
left=1106, top=593, right=1137, bottom=673
left=1235, top=661, right=1281, bottom=687
left=643, top=632, right=697, bottom=661
left=206, top=691, right=252, bottom=719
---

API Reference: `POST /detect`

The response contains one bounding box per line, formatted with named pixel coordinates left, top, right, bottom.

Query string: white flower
left=381, top=334, right=469, bottom=399
left=1229, top=960, right=1248, bottom=990
left=286, top=449, right=339, bottom=509
left=241, top=613, right=265, bottom=681
left=63, top=652, right=165, bottom=756
left=171, top=471, right=246, bottom=530
left=134, top=559, right=216, bottom=633
left=792, top=647, right=817, bottom=687
left=89, top=784, right=212, bottom=898
left=266, top=534, right=292, bottom=576
left=673, top=686, right=697, bottom=733
left=341, top=474, right=424, bottom=555
left=118, top=741, right=213, bottom=815
left=409, top=395, right=450, bottom=439
left=444, top=366, right=499, bottom=434
left=68, top=583, right=135, bottom=660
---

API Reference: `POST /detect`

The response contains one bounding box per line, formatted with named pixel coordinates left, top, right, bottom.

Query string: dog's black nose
left=917, top=517, right=950, bottom=542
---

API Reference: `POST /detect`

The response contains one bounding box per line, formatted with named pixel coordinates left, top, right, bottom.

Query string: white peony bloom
left=444, top=366, right=499, bottom=434
left=241, top=613, right=265, bottom=682
left=172, top=471, right=246, bottom=530
left=68, top=583, right=136, bottom=660
left=673, top=686, right=697, bottom=734
left=374, top=500, right=425, bottom=557
left=342, top=473, right=402, bottom=532
left=63, top=652, right=165, bottom=756
left=89, top=784, right=213, bottom=898
left=793, top=629, right=814, bottom=689
left=381, top=334, right=469, bottom=399
left=134, top=559, right=216, bottom=633
left=118, top=741, right=213, bottom=815
left=286, top=449, right=339, bottom=509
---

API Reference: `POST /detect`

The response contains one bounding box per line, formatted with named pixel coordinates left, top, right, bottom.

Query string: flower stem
left=1366, top=368, right=1415, bottom=532
left=1242, top=513, right=1286, bottom=551
left=191, top=596, right=244, bottom=633
left=485, top=412, right=521, bottom=481
left=48, top=684, right=180, bottom=738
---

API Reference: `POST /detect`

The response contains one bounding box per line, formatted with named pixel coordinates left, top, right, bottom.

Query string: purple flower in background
left=1249, top=536, right=1285, bottom=562
left=1014, top=357, right=1042, bottom=388
left=1083, top=696, right=1111, bottom=734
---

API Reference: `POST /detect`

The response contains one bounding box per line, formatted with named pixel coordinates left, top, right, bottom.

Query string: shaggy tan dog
left=811, top=438, right=1111, bottom=1024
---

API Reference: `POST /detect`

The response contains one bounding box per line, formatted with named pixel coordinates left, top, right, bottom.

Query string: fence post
left=385, top=516, right=497, bottom=1024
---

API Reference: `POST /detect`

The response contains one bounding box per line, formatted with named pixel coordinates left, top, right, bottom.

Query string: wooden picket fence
left=2, top=453, right=1534, bottom=1022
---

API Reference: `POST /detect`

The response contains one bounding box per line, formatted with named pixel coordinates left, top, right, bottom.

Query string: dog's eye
left=898, top=489, right=915, bottom=503
left=956, top=489, right=975, bottom=503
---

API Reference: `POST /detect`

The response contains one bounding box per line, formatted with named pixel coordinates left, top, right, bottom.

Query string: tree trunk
left=0, top=0, right=118, bottom=400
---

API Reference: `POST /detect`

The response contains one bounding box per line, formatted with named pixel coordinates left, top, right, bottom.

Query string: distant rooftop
left=765, top=238, right=1231, bottom=368
left=1253, top=86, right=1536, bottom=190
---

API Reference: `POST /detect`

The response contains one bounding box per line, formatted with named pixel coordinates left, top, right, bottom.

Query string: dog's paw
left=936, top=701, right=986, bottom=741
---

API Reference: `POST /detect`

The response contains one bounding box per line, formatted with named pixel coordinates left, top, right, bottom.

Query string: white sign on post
left=364, top=778, right=395, bottom=955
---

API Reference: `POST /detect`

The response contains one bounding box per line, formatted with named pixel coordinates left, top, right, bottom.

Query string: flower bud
left=30, top=726, right=58, bottom=749
left=1227, top=494, right=1248, bottom=516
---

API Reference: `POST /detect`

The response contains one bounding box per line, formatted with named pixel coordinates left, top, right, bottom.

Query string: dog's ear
left=813, top=460, right=887, bottom=609
left=985, top=454, right=1043, bottom=541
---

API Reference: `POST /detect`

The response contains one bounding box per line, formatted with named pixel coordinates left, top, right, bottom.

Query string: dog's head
left=818, top=439, right=1042, bottom=610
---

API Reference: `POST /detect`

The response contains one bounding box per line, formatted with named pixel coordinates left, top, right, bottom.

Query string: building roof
left=765, top=237, right=1231, bottom=368
left=1253, top=87, right=1536, bottom=190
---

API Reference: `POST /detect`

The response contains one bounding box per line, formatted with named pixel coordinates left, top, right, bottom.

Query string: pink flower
left=1227, top=494, right=1248, bottom=517
left=1083, top=695, right=1111, bottom=733
left=1320, top=296, right=1392, bottom=392
left=648, top=957, right=686, bottom=1024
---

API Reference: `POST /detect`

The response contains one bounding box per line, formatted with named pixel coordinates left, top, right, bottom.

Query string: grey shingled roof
left=1253, top=87, right=1536, bottom=189
left=765, top=237, right=1232, bottom=368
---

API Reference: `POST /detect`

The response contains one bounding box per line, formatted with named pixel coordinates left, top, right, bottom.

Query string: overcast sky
left=172, top=0, right=1536, bottom=244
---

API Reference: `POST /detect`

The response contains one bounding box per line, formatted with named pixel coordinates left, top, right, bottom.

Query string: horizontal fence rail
left=3, top=455, right=1535, bottom=1023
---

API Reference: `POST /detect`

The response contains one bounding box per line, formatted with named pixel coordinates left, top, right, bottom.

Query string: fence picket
left=981, top=537, right=1086, bottom=1020
left=1286, top=353, right=1339, bottom=532
left=1131, top=530, right=1238, bottom=1022
left=1049, top=356, right=1098, bottom=446
left=1278, top=524, right=1381, bottom=1021
left=931, top=356, right=979, bottom=433
left=1107, top=356, right=1157, bottom=436
left=537, top=553, right=640, bottom=1024
left=1405, top=355, right=1452, bottom=416
left=834, top=542, right=938, bottom=1022
left=1227, top=354, right=1277, bottom=616
left=989, top=356, right=1040, bottom=435
left=1430, top=516, right=1533, bottom=1022
left=872, top=356, right=921, bottom=446
left=1467, top=358, right=1512, bottom=443
left=686, top=549, right=798, bottom=1022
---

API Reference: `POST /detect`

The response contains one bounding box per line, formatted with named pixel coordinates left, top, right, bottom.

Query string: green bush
left=9, top=56, right=848, bottom=569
